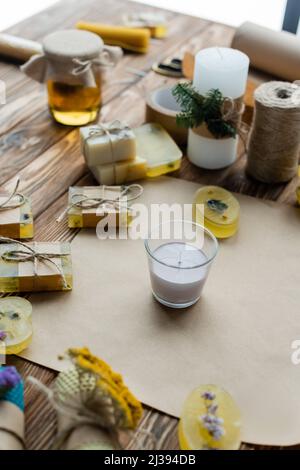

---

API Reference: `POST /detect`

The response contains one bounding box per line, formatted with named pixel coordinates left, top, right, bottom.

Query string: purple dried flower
left=0, top=366, right=21, bottom=394
left=202, top=391, right=216, bottom=401
left=0, top=331, right=6, bottom=341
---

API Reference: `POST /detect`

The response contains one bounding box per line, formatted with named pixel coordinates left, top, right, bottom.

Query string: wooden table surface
left=1, top=0, right=299, bottom=451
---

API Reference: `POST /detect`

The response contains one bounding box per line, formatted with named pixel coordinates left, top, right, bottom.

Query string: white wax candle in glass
left=144, top=220, right=218, bottom=309
left=188, top=47, right=249, bottom=170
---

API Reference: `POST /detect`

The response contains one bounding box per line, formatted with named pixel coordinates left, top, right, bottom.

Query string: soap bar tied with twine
left=246, top=81, right=300, bottom=183
left=0, top=237, right=72, bottom=292
left=57, top=183, right=143, bottom=224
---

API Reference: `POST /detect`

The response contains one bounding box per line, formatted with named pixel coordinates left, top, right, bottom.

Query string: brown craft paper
left=232, top=21, right=300, bottom=82
left=21, top=177, right=300, bottom=446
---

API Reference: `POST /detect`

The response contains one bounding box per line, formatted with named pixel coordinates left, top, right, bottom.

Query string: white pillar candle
left=188, top=47, right=249, bottom=170
left=148, top=242, right=209, bottom=308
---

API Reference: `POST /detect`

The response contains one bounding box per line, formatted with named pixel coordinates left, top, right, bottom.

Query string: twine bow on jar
left=0, top=178, right=26, bottom=211
left=0, top=237, right=69, bottom=289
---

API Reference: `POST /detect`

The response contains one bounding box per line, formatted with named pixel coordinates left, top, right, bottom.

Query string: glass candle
left=188, top=47, right=249, bottom=170
left=144, top=220, right=218, bottom=309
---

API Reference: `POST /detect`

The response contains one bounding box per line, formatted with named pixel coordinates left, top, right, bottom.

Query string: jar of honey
left=21, top=30, right=122, bottom=126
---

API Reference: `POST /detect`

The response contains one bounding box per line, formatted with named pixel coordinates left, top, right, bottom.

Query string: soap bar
left=67, top=186, right=133, bottom=228
left=0, top=196, right=33, bottom=239
left=134, top=123, right=182, bottom=177
left=80, top=124, right=136, bottom=167
left=76, top=22, right=150, bottom=53
left=179, top=385, right=241, bottom=450
left=0, top=240, right=72, bottom=292
left=91, top=156, right=147, bottom=185
left=0, top=297, right=32, bottom=355
left=193, top=186, right=240, bottom=239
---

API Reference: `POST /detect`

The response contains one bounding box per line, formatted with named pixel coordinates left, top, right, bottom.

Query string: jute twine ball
left=246, top=81, right=300, bottom=183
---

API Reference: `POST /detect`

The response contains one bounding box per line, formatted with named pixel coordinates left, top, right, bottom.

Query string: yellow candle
left=193, top=186, right=240, bottom=239
left=179, top=385, right=241, bottom=450
left=0, top=297, right=32, bottom=355
left=76, top=22, right=150, bottom=53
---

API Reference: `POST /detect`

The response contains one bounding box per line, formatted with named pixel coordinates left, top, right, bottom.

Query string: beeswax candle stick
left=76, top=22, right=150, bottom=53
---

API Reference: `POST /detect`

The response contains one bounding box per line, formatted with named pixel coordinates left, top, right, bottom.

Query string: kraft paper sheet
left=21, top=177, right=300, bottom=446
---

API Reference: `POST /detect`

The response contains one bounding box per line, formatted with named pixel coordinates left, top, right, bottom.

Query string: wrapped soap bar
left=134, top=123, right=182, bottom=177
left=0, top=181, right=33, bottom=239
left=80, top=122, right=136, bottom=167
left=91, top=156, right=147, bottom=185
left=76, top=22, right=150, bottom=53
left=0, top=238, right=72, bottom=293
left=0, top=297, right=32, bottom=355
left=0, top=366, right=24, bottom=450
left=67, top=185, right=142, bottom=228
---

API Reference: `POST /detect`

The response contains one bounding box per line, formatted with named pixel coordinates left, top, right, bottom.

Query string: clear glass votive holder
left=144, top=220, right=218, bottom=309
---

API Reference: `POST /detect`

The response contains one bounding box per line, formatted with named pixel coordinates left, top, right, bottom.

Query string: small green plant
left=172, top=82, right=237, bottom=139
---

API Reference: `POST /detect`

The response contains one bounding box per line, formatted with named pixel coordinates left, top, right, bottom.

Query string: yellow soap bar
left=68, top=186, right=133, bottom=228
left=179, top=385, right=241, bottom=450
left=134, top=123, right=182, bottom=177
left=76, top=22, right=150, bottom=53
left=91, top=156, right=147, bottom=185
left=193, top=186, right=240, bottom=239
left=0, top=297, right=32, bottom=355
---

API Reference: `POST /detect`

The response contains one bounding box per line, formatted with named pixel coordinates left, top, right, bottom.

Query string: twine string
left=0, top=237, right=68, bottom=289
left=0, top=178, right=26, bottom=211
left=246, top=81, right=300, bottom=183
left=57, top=184, right=143, bottom=223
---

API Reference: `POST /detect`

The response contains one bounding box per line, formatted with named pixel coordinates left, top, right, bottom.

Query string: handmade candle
left=80, top=123, right=136, bottom=167
left=193, top=186, right=240, bottom=239
left=91, top=156, right=147, bottom=185
left=0, top=297, right=32, bottom=355
left=0, top=239, right=72, bottom=292
left=145, top=221, right=218, bottom=309
left=76, top=22, right=150, bottom=53
left=179, top=385, right=241, bottom=450
left=134, top=123, right=182, bottom=177
left=188, top=47, right=249, bottom=169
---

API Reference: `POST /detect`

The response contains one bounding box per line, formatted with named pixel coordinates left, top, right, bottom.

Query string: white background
left=0, top=0, right=287, bottom=32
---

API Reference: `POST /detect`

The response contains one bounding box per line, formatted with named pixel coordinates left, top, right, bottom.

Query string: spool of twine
left=246, top=81, right=300, bottom=183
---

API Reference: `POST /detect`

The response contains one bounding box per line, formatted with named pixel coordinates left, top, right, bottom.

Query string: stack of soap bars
left=80, top=122, right=182, bottom=185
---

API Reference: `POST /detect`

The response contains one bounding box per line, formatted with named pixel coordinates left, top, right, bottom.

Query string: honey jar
left=21, top=30, right=122, bottom=126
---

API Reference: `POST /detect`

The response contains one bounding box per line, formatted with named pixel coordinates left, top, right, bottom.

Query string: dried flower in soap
left=199, top=390, right=225, bottom=445
left=0, top=366, right=21, bottom=394
left=0, top=331, right=6, bottom=341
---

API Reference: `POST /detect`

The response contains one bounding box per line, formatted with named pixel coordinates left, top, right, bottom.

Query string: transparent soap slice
left=193, top=186, right=240, bottom=239
left=179, top=384, right=241, bottom=450
left=134, top=123, right=182, bottom=177
left=0, top=297, right=32, bottom=355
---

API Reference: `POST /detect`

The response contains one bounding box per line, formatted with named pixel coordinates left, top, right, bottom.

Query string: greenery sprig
left=172, top=82, right=237, bottom=139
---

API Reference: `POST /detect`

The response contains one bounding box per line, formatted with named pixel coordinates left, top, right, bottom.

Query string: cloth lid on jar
left=42, top=29, right=103, bottom=60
